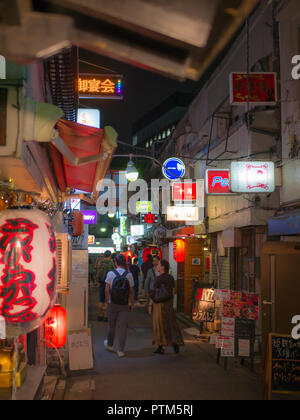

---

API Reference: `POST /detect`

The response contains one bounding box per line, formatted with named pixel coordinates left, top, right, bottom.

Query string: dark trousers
left=107, top=304, right=130, bottom=352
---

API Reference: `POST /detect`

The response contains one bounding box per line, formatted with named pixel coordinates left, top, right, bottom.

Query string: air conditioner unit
left=56, top=233, right=72, bottom=294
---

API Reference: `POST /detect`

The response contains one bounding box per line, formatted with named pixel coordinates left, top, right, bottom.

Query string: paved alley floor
left=64, top=288, right=262, bottom=400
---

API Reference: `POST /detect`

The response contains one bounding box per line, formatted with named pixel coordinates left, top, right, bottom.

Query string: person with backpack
left=104, top=253, right=134, bottom=358
left=96, top=250, right=115, bottom=322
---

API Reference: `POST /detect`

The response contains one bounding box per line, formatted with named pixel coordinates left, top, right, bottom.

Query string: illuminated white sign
left=167, top=206, right=200, bottom=222
left=230, top=162, right=275, bottom=193
left=0, top=56, right=6, bottom=80
left=131, top=225, right=144, bottom=236
left=112, top=233, right=122, bottom=244
left=88, top=247, right=114, bottom=254
left=126, top=236, right=137, bottom=245
left=77, top=109, right=101, bottom=128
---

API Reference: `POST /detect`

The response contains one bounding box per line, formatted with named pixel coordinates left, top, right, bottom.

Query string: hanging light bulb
left=108, top=213, right=115, bottom=218
left=126, top=160, right=139, bottom=182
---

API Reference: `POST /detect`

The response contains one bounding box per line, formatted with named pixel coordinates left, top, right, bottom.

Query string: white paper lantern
left=0, top=209, right=57, bottom=338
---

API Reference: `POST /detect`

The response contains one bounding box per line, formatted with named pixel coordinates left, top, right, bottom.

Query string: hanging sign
left=112, top=233, right=122, bottom=245
left=231, top=161, right=275, bottom=193
left=167, top=206, right=199, bottom=222
left=142, top=213, right=157, bottom=224
left=88, top=235, right=95, bottom=245
left=205, top=169, right=232, bottom=195
left=162, top=158, right=185, bottom=181
left=77, top=109, right=101, bottom=128
left=78, top=74, right=123, bottom=99
left=131, top=225, right=144, bottom=237
left=136, top=201, right=152, bottom=214
left=120, top=216, right=127, bottom=236
left=81, top=210, right=97, bottom=225
left=172, top=183, right=197, bottom=201
left=230, top=72, right=277, bottom=105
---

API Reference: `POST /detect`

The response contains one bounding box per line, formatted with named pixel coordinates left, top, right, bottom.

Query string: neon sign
left=78, top=74, right=123, bottom=99
left=206, top=169, right=232, bottom=195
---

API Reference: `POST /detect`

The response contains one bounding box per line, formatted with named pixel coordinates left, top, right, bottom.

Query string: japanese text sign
left=230, top=72, right=277, bottom=105
left=205, top=169, right=231, bottom=195
left=231, top=161, right=275, bottom=193
left=78, top=74, right=123, bottom=99
left=172, top=183, right=197, bottom=201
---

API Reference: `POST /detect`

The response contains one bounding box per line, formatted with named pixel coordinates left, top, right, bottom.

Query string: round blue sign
left=162, top=158, right=186, bottom=181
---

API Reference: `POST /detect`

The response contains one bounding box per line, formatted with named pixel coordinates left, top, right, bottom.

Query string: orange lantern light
left=142, top=247, right=162, bottom=263
left=68, top=210, right=84, bottom=237
left=45, top=305, right=67, bottom=349
left=173, top=239, right=186, bottom=263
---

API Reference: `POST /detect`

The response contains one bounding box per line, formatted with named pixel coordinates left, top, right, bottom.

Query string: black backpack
left=111, top=270, right=130, bottom=305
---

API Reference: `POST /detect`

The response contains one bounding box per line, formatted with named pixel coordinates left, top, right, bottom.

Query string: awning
left=51, top=119, right=117, bottom=193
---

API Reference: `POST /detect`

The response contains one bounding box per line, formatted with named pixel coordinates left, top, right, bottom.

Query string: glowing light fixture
left=108, top=213, right=115, bottom=218
left=126, top=160, right=139, bottom=182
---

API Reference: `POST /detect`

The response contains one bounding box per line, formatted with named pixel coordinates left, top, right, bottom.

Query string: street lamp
left=126, top=160, right=139, bottom=182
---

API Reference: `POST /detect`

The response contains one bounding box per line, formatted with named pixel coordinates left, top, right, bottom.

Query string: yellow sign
left=78, top=74, right=123, bottom=99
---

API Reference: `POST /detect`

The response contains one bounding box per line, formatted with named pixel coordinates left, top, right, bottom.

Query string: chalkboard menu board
left=264, top=334, right=300, bottom=399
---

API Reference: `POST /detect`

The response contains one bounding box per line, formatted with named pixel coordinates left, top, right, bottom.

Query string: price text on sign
left=78, top=74, right=123, bottom=99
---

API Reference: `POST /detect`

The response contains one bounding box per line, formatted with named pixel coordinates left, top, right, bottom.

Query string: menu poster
left=221, top=337, right=235, bottom=358
left=222, top=291, right=259, bottom=320
left=238, top=339, right=251, bottom=357
left=214, top=289, right=231, bottom=302
left=221, top=317, right=235, bottom=338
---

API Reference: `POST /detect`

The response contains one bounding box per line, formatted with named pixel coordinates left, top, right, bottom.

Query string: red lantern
left=45, top=305, right=67, bottom=349
left=173, top=239, right=186, bottom=263
left=68, top=210, right=84, bottom=237
left=0, top=209, right=57, bottom=338
left=142, top=247, right=162, bottom=263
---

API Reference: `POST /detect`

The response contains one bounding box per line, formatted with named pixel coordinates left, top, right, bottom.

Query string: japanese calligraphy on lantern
left=78, top=74, right=123, bottom=99
left=230, top=161, right=275, bottom=193
left=230, top=72, right=277, bottom=105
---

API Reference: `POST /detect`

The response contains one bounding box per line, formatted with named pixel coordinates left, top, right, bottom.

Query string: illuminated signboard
left=127, top=236, right=137, bottom=245
left=142, top=213, right=158, bottom=224
left=112, top=233, right=122, bottom=244
left=167, top=206, right=200, bottom=222
left=206, top=170, right=232, bottom=195
left=131, top=225, right=144, bottom=236
left=136, top=201, right=152, bottom=214
left=230, top=162, right=275, bottom=193
left=78, top=74, right=123, bottom=99
left=172, top=183, right=197, bottom=201
left=81, top=210, right=97, bottom=225
left=120, top=216, right=127, bottom=236
left=230, top=73, right=277, bottom=106
left=88, top=235, right=95, bottom=245
left=77, top=109, right=100, bottom=128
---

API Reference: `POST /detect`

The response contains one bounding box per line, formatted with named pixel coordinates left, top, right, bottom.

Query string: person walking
left=149, top=259, right=184, bottom=355
left=144, top=255, right=160, bottom=297
left=141, top=254, right=153, bottom=289
left=104, top=253, right=135, bottom=358
left=130, top=257, right=141, bottom=302
left=96, top=250, right=115, bottom=322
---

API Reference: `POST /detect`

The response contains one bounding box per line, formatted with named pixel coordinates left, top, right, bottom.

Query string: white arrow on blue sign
left=162, top=158, right=186, bottom=181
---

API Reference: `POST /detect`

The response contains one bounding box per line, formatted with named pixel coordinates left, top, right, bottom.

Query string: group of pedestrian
left=94, top=250, right=183, bottom=358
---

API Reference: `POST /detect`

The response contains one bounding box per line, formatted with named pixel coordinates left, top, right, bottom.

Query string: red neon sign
left=172, top=183, right=197, bottom=201
left=206, top=169, right=231, bottom=195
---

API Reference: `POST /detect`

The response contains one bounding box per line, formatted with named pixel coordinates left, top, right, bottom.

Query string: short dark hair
left=104, top=250, right=112, bottom=258
left=115, top=253, right=127, bottom=267
left=153, top=255, right=160, bottom=262
left=147, top=254, right=153, bottom=262
left=133, top=257, right=138, bottom=264
left=159, top=259, right=170, bottom=274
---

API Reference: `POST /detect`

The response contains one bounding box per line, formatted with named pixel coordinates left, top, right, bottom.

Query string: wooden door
left=184, top=238, right=204, bottom=317
left=261, top=242, right=300, bottom=356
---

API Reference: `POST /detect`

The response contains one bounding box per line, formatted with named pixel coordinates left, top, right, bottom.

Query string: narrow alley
left=63, top=289, right=261, bottom=401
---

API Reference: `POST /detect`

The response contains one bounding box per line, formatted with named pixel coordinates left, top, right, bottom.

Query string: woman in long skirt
left=149, top=259, right=184, bottom=354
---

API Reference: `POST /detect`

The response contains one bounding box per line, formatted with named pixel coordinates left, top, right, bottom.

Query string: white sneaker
left=117, top=351, right=125, bottom=358
left=104, top=340, right=114, bottom=352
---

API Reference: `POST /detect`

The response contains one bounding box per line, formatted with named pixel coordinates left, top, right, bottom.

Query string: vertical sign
left=0, top=56, right=6, bottom=80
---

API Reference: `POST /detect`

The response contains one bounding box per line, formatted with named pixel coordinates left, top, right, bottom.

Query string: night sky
left=79, top=48, right=199, bottom=143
